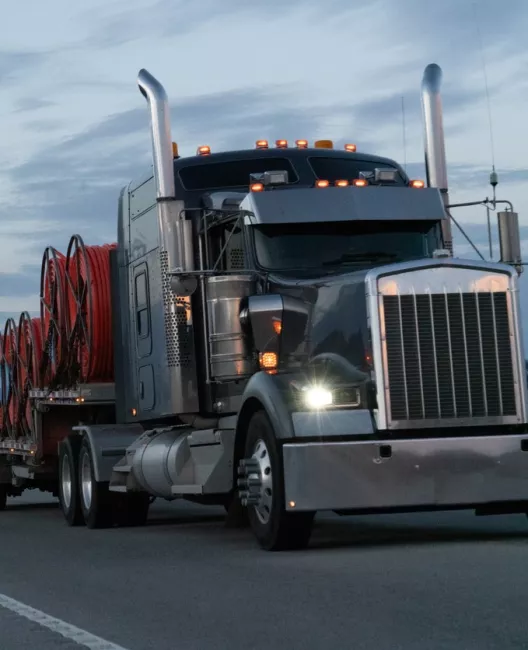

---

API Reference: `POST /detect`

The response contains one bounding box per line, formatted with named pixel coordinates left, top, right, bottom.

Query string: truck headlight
left=303, top=386, right=333, bottom=409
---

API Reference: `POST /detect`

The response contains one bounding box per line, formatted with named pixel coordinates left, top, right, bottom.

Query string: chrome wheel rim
left=61, top=454, right=72, bottom=510
left=251, top=438, right=273, bottom=525
left=80, top=451, right=93, bottom=511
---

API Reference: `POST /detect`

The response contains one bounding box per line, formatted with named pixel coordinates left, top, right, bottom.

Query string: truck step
left=108, top=485, right=128, bottom=493
left=112, top=465, right=132, bottom=474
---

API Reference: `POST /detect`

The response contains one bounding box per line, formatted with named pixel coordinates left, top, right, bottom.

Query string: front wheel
left=0, top=484, right=7, bottom=511
left=240, top=410, right=314, bottom=551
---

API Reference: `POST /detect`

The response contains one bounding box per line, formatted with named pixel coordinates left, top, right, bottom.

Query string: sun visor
left=240, top=186, right=447, bottom=225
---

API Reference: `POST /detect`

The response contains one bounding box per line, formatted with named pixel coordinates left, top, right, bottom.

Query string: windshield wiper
left=322, top=251, right=401, bottom=266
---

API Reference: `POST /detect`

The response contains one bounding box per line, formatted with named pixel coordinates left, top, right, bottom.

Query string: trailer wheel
left=241, top=410, right=314, bottom=551
left=0, top=485, right=7, bottom=511
left=58, top=436, right=84, bottom=526
left=78, top=437, right=115, bottom=529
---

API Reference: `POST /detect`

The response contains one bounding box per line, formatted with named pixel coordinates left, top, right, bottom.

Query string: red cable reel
left=40, top=246, right=69, bottom=387
left=16, top=313, right=43, bottom=439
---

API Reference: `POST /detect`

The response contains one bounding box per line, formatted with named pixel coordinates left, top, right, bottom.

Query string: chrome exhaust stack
left=137, top=69, right=175, bottom=199
left=421, top=63, right=453, bottom=253
left=137, top=69, right=196, bottom=295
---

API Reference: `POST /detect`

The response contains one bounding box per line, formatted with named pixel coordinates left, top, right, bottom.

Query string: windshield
left=178, top=157, right=299, bottom=190
left=252, top=220, right=442, bottom=274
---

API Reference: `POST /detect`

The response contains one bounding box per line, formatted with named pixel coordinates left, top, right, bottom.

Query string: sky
left=1, top=0, right=528, bottom=344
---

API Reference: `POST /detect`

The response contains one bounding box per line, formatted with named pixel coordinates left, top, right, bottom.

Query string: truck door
left=133, top=262, right=155, bottom=412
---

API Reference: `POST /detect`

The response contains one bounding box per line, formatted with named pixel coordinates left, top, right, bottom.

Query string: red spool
left=66, top=235, right=116, bottom=384
left=2, top=318, right=19, bottom=437
left=16, top=314, right=43, bottom=438
left=40, top=247, right=69, bottom=386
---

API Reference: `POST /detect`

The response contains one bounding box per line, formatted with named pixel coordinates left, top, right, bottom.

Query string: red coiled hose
left=2, top=319, right=18, bottom=437
left=40, top=247, right=69, bottom=386
left=16, top=314, right=43, bottom=438
left=66, top=235, right=116, bottom=384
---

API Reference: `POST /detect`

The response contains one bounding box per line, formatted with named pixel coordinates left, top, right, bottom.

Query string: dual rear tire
left=59, top=435, right=149, bottom=529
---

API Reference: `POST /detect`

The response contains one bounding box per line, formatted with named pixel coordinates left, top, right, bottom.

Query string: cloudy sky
left=1, top=0, right=528, bottom=342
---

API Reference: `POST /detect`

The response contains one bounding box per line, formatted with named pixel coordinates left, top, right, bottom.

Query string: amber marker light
left=259, top=352, right=278, bottom=370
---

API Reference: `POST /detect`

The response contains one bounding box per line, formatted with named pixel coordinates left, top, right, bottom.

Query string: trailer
left=1, top=63, right=527, bottom=551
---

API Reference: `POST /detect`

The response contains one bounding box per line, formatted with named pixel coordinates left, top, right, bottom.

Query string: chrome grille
left=383, top=291, right=516, bottom=422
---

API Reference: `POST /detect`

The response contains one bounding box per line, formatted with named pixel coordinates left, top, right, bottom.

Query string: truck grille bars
left=383, top=291, right=516, bottom=423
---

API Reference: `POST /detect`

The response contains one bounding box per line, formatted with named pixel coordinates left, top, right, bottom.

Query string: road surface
left=0, top=491, right=526, bottom=650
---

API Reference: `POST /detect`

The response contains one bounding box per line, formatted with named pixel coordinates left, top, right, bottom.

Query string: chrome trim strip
left=443, top=288, right=457, bottom=417
left=474, top=291, right=488, bottom=416
left=367, top=279, right=388, bottom=429
left=507, top=272, right=528, bottom=422
left=458, top=288, right=473, bottom=417
left=412, top=289, right=425, bottom=419
left=490, top=291, right=503, bottom=415
left=382, top=414, right=520, bottom=430
left=428, top=291, right=441, bottom=417
left=397, top=293, right=409, bottom=419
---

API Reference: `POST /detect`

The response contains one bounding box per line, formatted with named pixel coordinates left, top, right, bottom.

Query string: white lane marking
left=0, top=593, right=131, bottom=650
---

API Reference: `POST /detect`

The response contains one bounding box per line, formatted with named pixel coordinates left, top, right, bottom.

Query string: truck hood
left=267, top=269, right=371, bottom=375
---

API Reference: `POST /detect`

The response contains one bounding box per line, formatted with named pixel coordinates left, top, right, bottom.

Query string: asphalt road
left=0, top=491, right=527, bottom=650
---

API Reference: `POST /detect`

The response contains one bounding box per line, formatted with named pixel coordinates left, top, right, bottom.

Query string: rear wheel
left=78, top=437, right=115, bottom=529
left=0, top=485, right=7, bottom=511
left=240, top=410, right=314, bottom=551
left=58, top=436, right=84, bottom=526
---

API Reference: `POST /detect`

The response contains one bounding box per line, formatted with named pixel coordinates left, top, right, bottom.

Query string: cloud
left=0, top=51, right=48, bottom=85
left=15, top=97, right=55, bottom=112
left=77, top=0, right=356, bottom=48
left=0, top=296, right=39, bottom=314
left=0, top=268, right=41, bottom=298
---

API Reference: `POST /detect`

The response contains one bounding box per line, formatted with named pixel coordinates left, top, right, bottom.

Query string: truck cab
left=73, top=67, right=528, bottom=552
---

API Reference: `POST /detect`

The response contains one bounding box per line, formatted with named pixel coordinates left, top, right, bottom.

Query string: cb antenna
left=473, top=0, right=498, bottom=259
left=401, top=95, right=407, bottom=172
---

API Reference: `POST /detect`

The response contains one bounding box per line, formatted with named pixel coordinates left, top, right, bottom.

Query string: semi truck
left=0, top=62, right=526, bottom=551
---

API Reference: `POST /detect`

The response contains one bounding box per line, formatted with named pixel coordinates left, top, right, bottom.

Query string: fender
left=236, top=371, right=299, bottom=442
left=72, top=423, right=144, bottom=482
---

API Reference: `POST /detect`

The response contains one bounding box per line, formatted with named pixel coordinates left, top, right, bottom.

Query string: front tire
left=0, top=484, right=7, bottom=511
left=78, top=437, right=115, bottom=529
left=242, top=410, right=314, bottom=551
left=58, top=436, right=84, bottom=526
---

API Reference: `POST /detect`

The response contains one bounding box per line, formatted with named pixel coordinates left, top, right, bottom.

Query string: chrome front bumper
left=282, top=433, right=528, bottom=512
